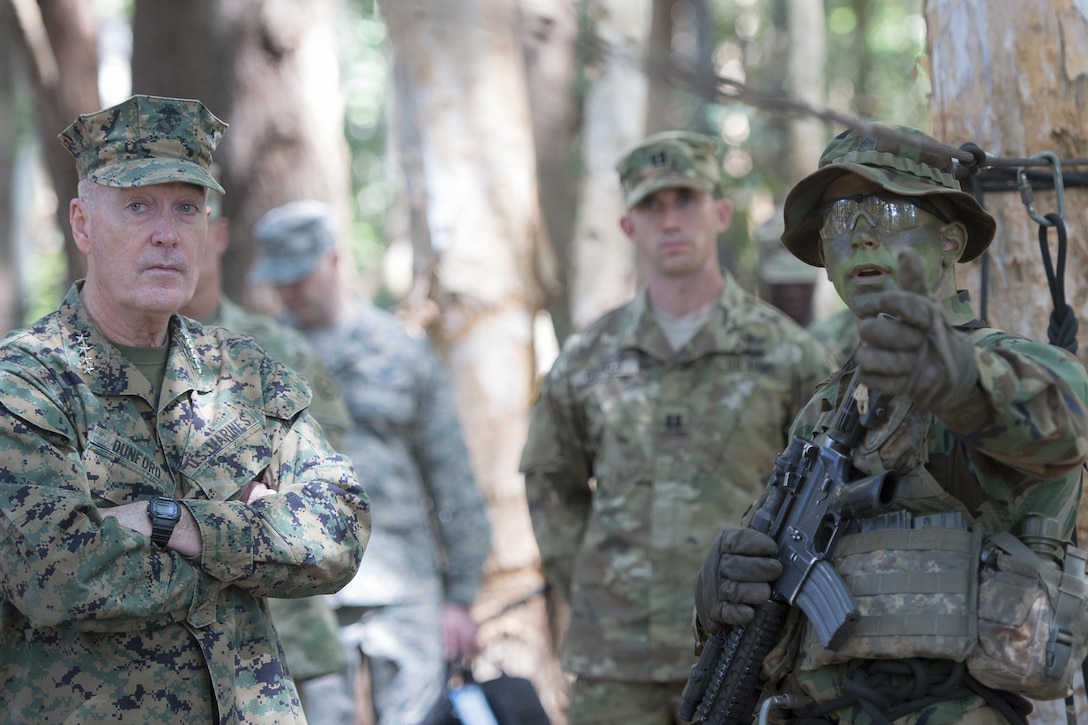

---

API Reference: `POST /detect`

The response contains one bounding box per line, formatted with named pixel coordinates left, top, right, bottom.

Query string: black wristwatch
left=148, top=496, right=182, bottom=549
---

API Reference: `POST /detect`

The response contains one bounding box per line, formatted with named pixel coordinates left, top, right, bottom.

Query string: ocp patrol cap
left=615, top=130, right=722, bottom=208
left=59, top=94, right=227, bottom=194
left=781, top=123, right=995, bottom=267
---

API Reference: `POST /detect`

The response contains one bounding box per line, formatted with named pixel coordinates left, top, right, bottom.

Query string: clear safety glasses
left=818, top=193, right=951, bottom=240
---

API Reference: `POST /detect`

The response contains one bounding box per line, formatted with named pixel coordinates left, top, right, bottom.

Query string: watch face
left=150, top=498, right=181, bottom=519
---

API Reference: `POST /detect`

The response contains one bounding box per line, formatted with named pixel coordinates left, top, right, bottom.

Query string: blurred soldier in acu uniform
left=519, top=130, right=834, bottom=724
left=695, top=124, right=1088, bottom=725
left=252, top=200, right=492, bottom=725
left=180, top=188, right=353, bottom=713
left=0, top=95, right=371, bottom=724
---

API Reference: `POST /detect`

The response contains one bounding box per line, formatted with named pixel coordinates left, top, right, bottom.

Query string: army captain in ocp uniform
left=520, top=130, right=833, bottom=724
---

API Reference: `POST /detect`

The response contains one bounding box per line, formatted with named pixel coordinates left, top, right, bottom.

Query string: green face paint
left=820, top=214, right=948, bottom=312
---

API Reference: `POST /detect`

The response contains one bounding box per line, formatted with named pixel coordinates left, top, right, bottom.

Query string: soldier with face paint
left=694, top=125, right=1088, bottom=725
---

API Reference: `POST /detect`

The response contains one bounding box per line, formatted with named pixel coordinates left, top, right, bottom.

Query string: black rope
left=958, top=142, right=988, bottom=173
left=1037, top=213, right=1079, bottom=353
left=960, top=668, right=1035, bottom=725
left=791, top=659, right=1032, bottom=725
left=959, top=142, right=1079, bottom=353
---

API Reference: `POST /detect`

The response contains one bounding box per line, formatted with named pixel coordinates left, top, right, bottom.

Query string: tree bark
left=760, top=0, right=829, bottom=326
left=786, top=0, right=827, bottom=183
left=519, top=0, right=574, bottom=341
left=379, top=1, right=567, bottom=720
left=927, top=0, right=1088, bottom=358
left=131, top=0, right=353, bottom=310
left=17, top=0, right=100, bottom=285
left=926, top=2, right=1088, bottom=721
left=566, top=0, right=650, bottom=332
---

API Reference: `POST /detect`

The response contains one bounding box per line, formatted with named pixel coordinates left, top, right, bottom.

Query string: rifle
left=679, top=384, right=896, bottom=724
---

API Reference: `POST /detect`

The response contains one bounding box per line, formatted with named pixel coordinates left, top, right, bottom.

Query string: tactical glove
left=695, top=527, right=782, bottom=635
left=854, top=249, right=979, bottom=416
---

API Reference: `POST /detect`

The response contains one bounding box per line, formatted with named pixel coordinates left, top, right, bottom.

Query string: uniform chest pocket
left=179, top=408, right=271, bottom=500
left=84, top=424, right=170, bottom=504
left=683, top=373, right=790, bottom=477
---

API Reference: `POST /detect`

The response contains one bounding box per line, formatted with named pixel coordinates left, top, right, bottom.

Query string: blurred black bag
left=423, top=666, right=550, bottom=725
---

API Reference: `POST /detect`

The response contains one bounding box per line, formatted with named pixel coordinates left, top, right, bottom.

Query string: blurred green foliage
left=24, top=238, right=68, bottom=324
left=340, top=5, right=391, bottom=285
left=668, top=0, right=929, bottom=288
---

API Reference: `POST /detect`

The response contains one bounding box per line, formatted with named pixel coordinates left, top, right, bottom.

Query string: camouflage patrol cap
left=59, top=94, right=227, bottom=194
left=615, top=130, right=722, bottom=208
left=781, top=123, right=996, bottom=267
left=251, top=200, right=336, bottom=285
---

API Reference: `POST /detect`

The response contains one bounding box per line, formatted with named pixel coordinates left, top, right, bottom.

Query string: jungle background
left=3, top=1, right=1088, bottom=723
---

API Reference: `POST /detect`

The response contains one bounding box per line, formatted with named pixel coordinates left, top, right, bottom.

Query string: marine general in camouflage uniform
left=694, top=125, right=1088, bottom=724
left=181, top=192, right=353, bottom=708
left=0, top=95, right=371, bottom=724
left=251, top=201, right=492, bottom=725
left=519, top=131, right=835, bottom=724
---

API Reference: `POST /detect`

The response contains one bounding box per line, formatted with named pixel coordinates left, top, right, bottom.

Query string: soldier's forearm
left=102, top=500, right=203, bottom=558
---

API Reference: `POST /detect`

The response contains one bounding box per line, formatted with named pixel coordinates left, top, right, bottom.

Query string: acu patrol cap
left=59, top=94, right=227, bottom=194
left=251, top=200, right=337, bottom=285
left=781, top=123, right=996, bottom=267
left=615, top=130, right=723, bottom=208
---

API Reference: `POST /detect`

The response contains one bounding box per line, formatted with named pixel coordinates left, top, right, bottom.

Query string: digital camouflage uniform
left=200, top=297, right=351, bottom=684
left=250, top=200, right=492, bottom=725
left=211, top=297, right=350, bottom=451
left=520, top=277, right=834, bottom=684
left=0, top=284, right=372, bottom=724
left=307, top=301, right=489, bottom=610
left=304, top=300, right=492, bottom=724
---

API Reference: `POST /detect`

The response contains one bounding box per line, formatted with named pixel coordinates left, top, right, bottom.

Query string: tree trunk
left=926, top=2, right=1088, bottom=721
left=16, top=0, right=100, bottom=286
left=131, top=0, right=353, bottom=311
left=926, top=0, right=1088, bottom=358
left=787, top=0, right=831, bottom=322
left=566, top=0, right=650, bottom=332
left=760, top=0, right=829, bottom=326
left=786, top=0, right=827, bottom=183
left=519, top=0, right=574, bottom=342
left=379, top=1, right=566, bottom=721
left=644, top=0, right=674, bottom=135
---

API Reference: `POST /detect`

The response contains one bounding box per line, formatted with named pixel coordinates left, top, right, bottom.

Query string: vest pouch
left=801, top=512, right=980, bottom=671
left=966, top=523, right=1088, bottom=700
